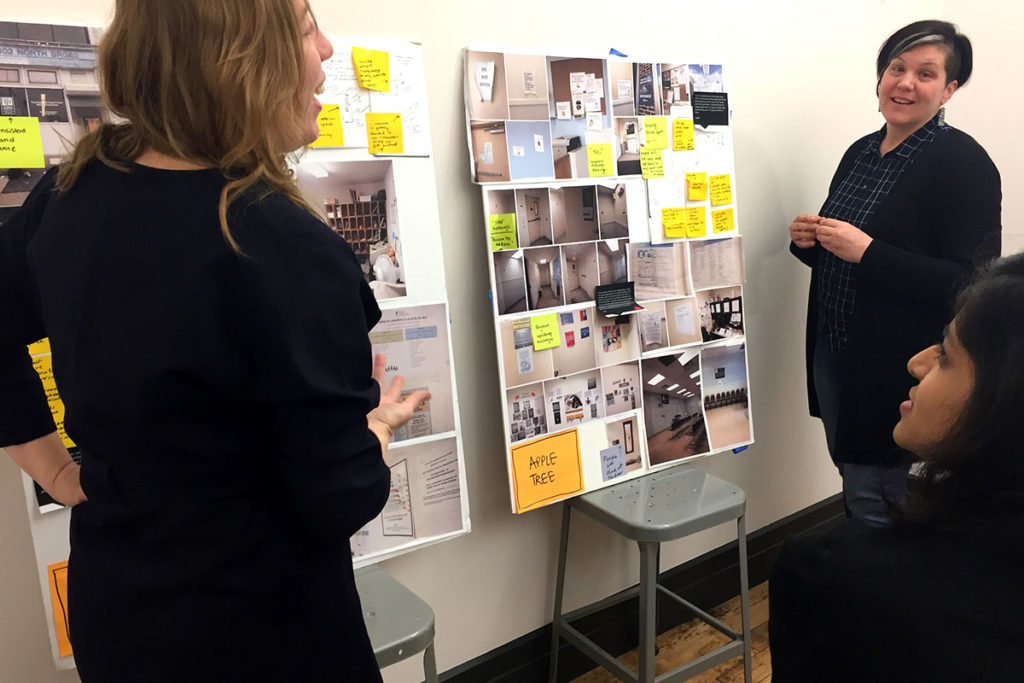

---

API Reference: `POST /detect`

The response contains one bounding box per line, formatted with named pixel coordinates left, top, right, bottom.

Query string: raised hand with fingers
left=366, top=353, right=431, bottom=459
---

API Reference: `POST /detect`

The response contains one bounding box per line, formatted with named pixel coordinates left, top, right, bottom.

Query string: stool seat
left=355, top=564, right=439, bottom=682
left=572, top=467, right=746, bottom=543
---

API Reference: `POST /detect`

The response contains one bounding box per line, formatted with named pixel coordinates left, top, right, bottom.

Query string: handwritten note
left=600, top=444, right=627, bottom=481
left=587, top=143, right=614, bottom=177
left=531, top=313, right=560, bottom=350
left=686, top=172, right=708, bottom=201
left=511, top=430, right=583, bottom=512
left=643, top=116, right=668, bottom=149
left=352, top=46, right=390, bottom=92
left=309, top=105, right=344, bottom=148
left=662, top=207, right=687, bottom=238
left=28, top=338, right=50, bottom=355
left=640, top=148, right=665, bottom=179
left=709, top=174, right=732, bottom=206
left=712, top=207, right=736, bottom=233
left=685, top=207, right=707, bottom=238
left=0, top=116, right=44, bottom=168
left=365, top=112, right=403, bottom=154
left=673, top=118, right=695, bottom=151
left=489, top=213, right=517, bottom=251
left=47, top=561, right=72, bottom=657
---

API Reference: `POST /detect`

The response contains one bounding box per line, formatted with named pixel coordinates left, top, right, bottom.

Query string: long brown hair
left=56, top=0, right=319, bottom=250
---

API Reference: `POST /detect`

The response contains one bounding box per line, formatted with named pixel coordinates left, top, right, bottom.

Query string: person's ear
left=941, top=80, right=959, bottom=106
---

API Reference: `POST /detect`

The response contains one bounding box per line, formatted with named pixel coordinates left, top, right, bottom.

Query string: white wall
left=13, top=0, right=1024, bottom=681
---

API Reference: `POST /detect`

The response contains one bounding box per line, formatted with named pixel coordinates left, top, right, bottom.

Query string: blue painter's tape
left=609, top=48, right=628, bottom=58
left=732, top=446, right=749, bottom=454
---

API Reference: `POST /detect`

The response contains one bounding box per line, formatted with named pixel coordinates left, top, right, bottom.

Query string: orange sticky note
left=712, top=207, right=736, bottom=233
left=662, top=207, right=687, bottom=238
left=365, top=113, right=403, bottom=154
left=47, top=561, right=73, bottom=657
left=684, top=206, right=707, bottom=238
left=309, top=105, right=344, bottom=148
left=511, top=430, right=583, bottom=512
left=709, top=174, right=732, bottom=206
left=352, top=46, right=390, bottom=92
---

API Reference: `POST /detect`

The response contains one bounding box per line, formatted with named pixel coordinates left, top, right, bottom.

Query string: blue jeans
left=812, top=338, right=909, bottom=526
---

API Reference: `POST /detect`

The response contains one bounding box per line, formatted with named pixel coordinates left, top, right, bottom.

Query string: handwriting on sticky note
left=352, top=46, right=390, bottom=92
left=531, top=313, right=560, bottom=350
left=47, top=561, right=72, bottom=657
left=673, top=118, right=695, bottom=151
left=640, top=148, right=664, bottom=179
left=309, top=105, right=344, bottom=148
left=662, top=207, right=687, bottom=238
left=600, top=444, right=627, bottom=481
left=489, top=213, right=517, bottom=251
left=712, top=207, right=736, bottom=233
left=587, top=143, right=614, bottom=177
left=709, top=174, right=732, bottom=206
left=0, top=116, right=44, bottom=168
left=686, top=172, right=708, bottom=201
left=643, top=117, right=668, bottom=149
left=685, top=207, right=707, bottom=238
left=365, top=113, right=403, bottom=154
left=511, top=430, right=583, bottom=512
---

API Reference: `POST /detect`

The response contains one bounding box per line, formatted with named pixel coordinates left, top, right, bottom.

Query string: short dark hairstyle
left=901, top=254, right=1024, bottom=525
left=876, top=20, right=973, bottom=87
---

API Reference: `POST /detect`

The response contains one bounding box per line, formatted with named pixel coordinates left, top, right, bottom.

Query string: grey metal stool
left=548, top=466, right=751, bottom=683
left=355, top=564, right=439, bottom=683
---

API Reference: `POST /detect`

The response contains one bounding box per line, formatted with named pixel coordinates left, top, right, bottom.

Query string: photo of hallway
left=492, top=250, right=528, bottom=314
left=597, top=239, right=628, bottom=285
left=562, top=243, right=598, bottom=304
left=515, top=188, right=553, bottom=246
left=523, top=246, right=564, bottom=310
left=597, top=183, right=629, bottom=238
left=641, top=350, right=709, bottom=465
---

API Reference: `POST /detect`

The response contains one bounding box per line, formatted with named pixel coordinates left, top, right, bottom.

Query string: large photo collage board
left=464, top=48, right=753, bottom=514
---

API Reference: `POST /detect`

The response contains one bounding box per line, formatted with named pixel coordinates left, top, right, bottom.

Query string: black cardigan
left=791, top=126, right=1000, bottom=466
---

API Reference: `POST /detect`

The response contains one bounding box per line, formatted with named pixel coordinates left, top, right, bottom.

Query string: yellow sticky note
left=365, top=113, right=403, bottom=155
left=685, top=207, right=707, bottom=238
left=639, top=148, right=664, bottom=179
left=31, top=353, right=74, bottom=449
left=0, top=116, right=45, bottom=169
left=28, top=337, right=51, bottom=355
left=47, top=561, right=72, bottom=657
left=686, top=172, right=708, bottom=201
left=643, top=117, right=668, bottom=149
left=673, top=118, right=695, bottom=151
left=489, top=213, right=518, bottom=251
left=587, top=143, right=614, bottom=177
left=510, top=430, right=583, bottom=513
left=530, top=313, right=560, bottom=351
left=352, top=46, right=390, bottom=92
left=712, top=207, right=736, bottom=234
left=709, top=174, right=732, bottom=206
left=309, top=105, right=344, bottom=148
left=662, top=207, right=687, bottom=238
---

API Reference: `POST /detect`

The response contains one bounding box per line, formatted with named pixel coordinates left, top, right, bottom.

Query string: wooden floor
left=571, top=581, right=771, bottom=683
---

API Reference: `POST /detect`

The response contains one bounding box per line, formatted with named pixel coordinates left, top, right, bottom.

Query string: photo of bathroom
left=503, top=53, right=550, bottom=120
left=550, top=185, right=600, bottom=244
left=641, top=350, right=709, bottom=466
left=659, top=63, right=690, bottom=117
left=696, top=286, right=744, bottom=341
left=523, top=246, right=564, bottom=310
left=469, top=120, right=511, bottom=183
left=597, top=238, right=629, bottom=285
left=597, top=183, right=629, bottom=238
left=295, top=158, right=405, bottom=300
left=561, top=243, right=598, bottom=305
left=700, top=342, right=751, bottom=450
left=515, top=188, right=554, bottom=247
left=492, top=250, right=528, bottom=315
left=465, top=50, right=509, bottom=120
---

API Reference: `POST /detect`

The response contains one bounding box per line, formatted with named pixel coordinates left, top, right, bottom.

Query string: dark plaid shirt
left=817, top=112, right=944, bottom=353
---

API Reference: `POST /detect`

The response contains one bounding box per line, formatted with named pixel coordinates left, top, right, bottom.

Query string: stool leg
left=423, top=642, right=439, bottom=683
left=737, top=514, right=752, bottom=683
left=548, top=503, right=572, bottom=683
left=638, top=540, right=658, bottom=682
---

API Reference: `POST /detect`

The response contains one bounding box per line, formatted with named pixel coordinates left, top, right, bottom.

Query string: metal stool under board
left=548, top=466, right=751, bottom=683
left=355, top=564, right=439, bottom=683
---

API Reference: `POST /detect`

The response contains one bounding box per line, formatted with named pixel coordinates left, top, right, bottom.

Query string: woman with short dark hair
left=788, top=19, right=1001, bottom=524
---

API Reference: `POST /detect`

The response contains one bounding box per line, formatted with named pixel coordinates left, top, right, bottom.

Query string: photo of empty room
left=597, top=239, right=628, bottom=285
left=597, top=183, right=629, bottom=238
left=696, top=286, right=744, bottom=341
left=465, top=50, right=509, bottom=120
left=499, top=315, right=555, bottom=387
left=665, top=297, right=703, bottom=348
left=605, top=415, right=644, bottom=476
left=493, top=250, right=528, bottom=315
left=601, top=361, right=641, bottom=416
left=296, top=159, right=405, bottom=300
left=470, top=121, right=511, bottom=182
left=659, top=63, right=690, bottom=116
left=551, top=308, right=597, bottom=377
left=504, top=54, right=550, bottom=120
left=562, top=243, right=598, bottom=305
left=523, top=246, right=564, bottom=310
left=633, top=63, right=662, bottom=116
left=642, top=351, right=709, bottom=466
left=550, top=185, right=600, bottom=244
left=700, top=343, right=751, bottom=450
left=544, top=369, right=604, bottom=430
left=506, top=120, right=554, bottom=181
left=506, top=382, right=548, bottom=444
left=612, top=117, right=641, bottom=175
left=515, top=188, right=554, bottom=247
left=607, top=61, right=635, bottom=117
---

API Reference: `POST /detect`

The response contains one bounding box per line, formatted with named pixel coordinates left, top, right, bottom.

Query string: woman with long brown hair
left=0, top=1, right=423, bottom=680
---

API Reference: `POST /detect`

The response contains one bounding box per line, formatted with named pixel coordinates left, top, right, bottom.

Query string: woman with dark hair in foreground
left=769, top=253, right=1024, bottom=681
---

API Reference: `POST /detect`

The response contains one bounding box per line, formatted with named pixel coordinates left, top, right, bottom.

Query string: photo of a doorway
left=523, top=246, right=563, bottom=311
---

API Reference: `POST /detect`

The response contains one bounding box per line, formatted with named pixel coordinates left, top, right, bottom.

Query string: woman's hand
left=366, top=354, right=431, bottom=457
left=816, top=218, right=873, bottom=263
left=5, top=431, right=87, bottom=507
left=789, top=214, right=820, bottom=249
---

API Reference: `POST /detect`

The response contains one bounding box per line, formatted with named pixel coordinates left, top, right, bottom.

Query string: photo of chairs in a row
left=704, top=388, right=747, bottom=410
